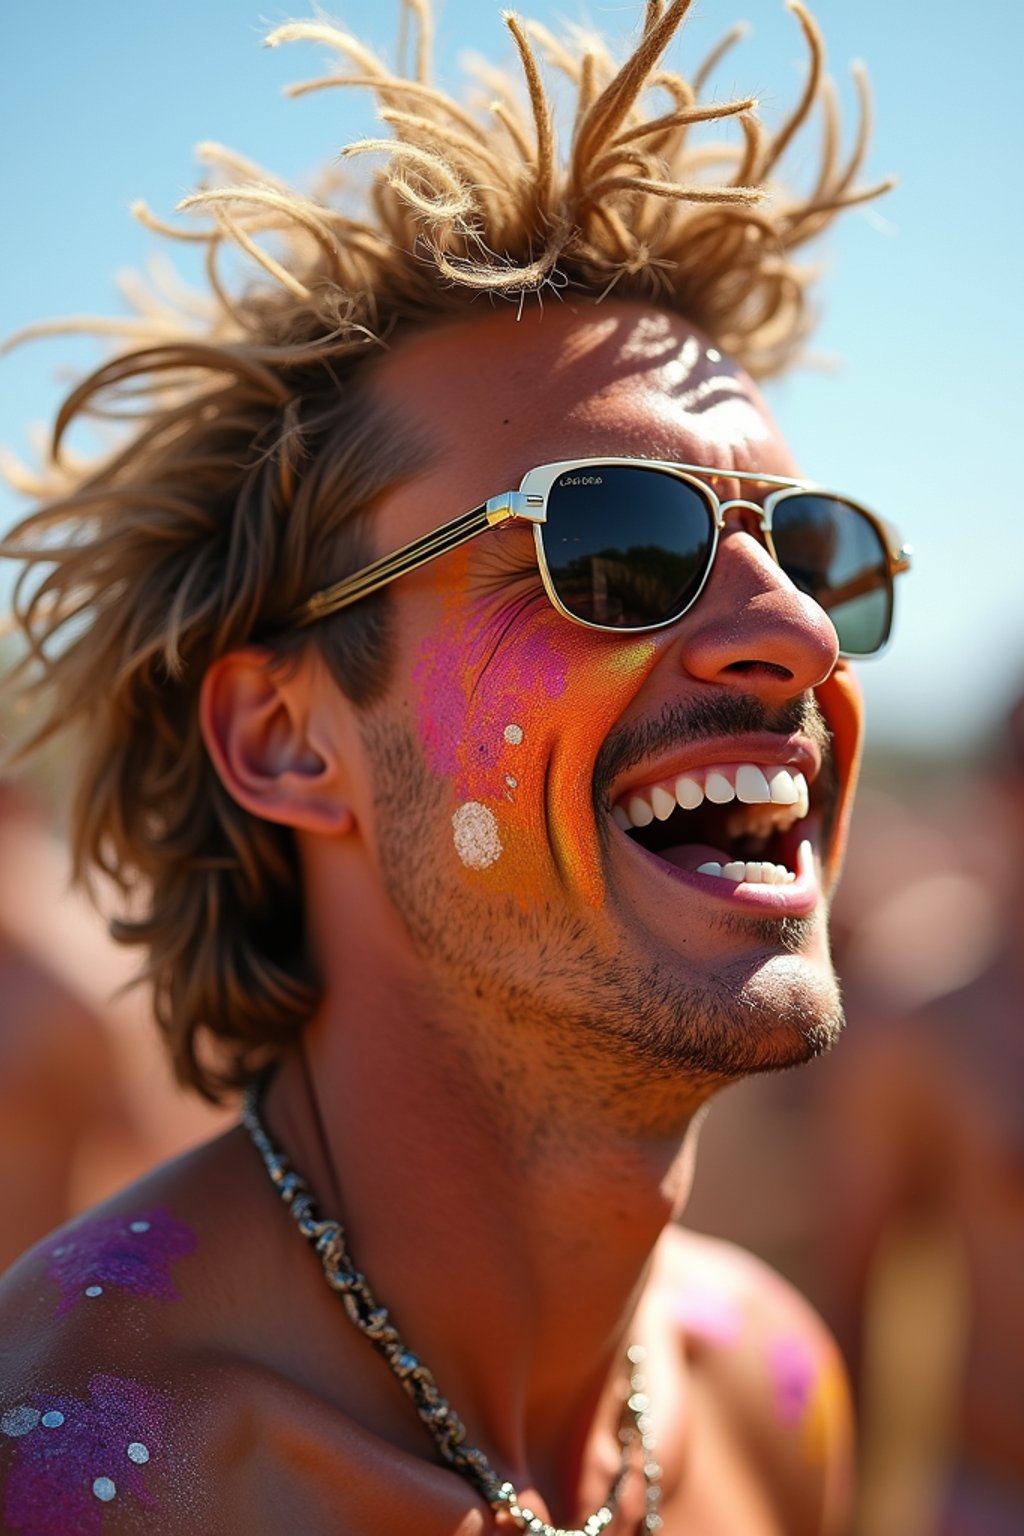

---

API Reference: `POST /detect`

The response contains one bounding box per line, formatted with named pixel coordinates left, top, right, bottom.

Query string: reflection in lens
left=543, top=466, right=714, bottom=628
left=770, top=494, right=891, bottom=655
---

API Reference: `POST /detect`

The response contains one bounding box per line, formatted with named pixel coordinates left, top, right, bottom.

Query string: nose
left=677, top=514, right=839, bottom=697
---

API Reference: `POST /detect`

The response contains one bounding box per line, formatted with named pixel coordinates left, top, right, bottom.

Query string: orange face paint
left=413, top=554, right=656, bottom=909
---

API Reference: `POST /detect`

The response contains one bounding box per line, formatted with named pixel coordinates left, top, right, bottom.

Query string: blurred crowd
left=2, top=684, right=1022, bottom=1535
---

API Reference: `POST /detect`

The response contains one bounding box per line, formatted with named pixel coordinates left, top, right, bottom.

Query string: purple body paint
left=766, top=1335, right=819, bottom=1428
left=3, top=1374, right=169, bottom=1535
left=46, top=1209, right=196, bottom=1316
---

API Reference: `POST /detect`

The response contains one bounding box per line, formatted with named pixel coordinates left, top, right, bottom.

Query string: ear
left=200, top=647, right=355, bottom=835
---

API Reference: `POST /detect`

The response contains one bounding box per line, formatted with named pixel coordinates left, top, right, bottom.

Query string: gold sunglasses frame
left=293, top=457, right=912, bottom=658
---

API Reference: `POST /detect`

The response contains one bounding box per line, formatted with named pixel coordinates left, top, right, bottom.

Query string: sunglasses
left=293, top=458, right=911, bottom=658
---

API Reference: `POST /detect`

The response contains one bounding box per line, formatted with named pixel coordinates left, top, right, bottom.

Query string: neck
left=263, top=983, right=709, bottom=1508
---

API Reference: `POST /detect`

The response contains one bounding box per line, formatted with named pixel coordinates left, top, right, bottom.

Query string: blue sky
left=2, top=0, right=1021, bottom=751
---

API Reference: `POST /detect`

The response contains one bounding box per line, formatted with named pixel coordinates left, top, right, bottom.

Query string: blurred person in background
left=681, top=723, right=1015, bottom=1536
left=816, top=689, right=1024, bottom=1536
left=0, top=778, right=132, bottom=1272
left=0, top=775, right=231, bottom=1274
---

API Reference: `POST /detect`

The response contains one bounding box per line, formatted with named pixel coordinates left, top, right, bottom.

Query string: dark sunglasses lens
left=770, top=494, right=892, bottom=656
left=543, top=466, right=714, bottom=628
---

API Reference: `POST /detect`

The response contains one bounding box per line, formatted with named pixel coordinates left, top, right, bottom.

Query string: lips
left=608, top=749, right=823, bottom=894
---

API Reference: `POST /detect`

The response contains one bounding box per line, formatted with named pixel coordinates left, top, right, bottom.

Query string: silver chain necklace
left=242, top=1079, right=664, bottom=1535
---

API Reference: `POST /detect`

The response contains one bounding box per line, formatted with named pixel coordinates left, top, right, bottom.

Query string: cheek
left=413, top=572, right=657, bottom=907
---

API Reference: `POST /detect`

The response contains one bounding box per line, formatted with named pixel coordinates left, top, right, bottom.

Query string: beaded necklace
left=242, top=1080, right=663, bottom=1534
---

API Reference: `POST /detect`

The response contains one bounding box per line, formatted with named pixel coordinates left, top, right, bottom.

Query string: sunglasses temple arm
left=816, top=568, right=898, bottom=615
left=291, top=492, right=540, bottom=627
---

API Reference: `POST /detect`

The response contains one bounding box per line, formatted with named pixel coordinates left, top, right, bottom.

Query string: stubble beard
left=361, top=713, right=845, bottom=1099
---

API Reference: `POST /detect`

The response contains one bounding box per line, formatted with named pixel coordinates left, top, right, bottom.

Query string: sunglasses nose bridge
left=713, top=497, right=771, bottom=539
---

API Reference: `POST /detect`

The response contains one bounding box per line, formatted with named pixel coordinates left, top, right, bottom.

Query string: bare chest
left=198, top=1384, right=794, bottom=1536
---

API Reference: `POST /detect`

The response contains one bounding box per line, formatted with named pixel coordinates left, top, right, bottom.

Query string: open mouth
left=610, top=761, right=815, bottom=887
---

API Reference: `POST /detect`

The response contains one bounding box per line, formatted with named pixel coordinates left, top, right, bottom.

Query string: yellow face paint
left=413, top=553, right=656, bottom=909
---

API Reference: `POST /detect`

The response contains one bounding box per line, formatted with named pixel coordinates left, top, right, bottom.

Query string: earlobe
left=199, top=649, right=356, bottom=835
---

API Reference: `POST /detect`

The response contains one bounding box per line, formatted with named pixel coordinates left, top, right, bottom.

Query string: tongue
left=655, top=843, right=732, bottom=871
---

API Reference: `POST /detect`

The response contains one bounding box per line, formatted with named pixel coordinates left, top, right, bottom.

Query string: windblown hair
left=0, top=0, right=889, bottom=1098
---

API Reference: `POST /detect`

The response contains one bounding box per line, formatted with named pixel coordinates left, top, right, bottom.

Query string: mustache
left=592, top=693, right=834, bottom=813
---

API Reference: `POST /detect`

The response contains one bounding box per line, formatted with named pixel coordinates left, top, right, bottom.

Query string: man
left=0, top=2, right=905, bottom=1531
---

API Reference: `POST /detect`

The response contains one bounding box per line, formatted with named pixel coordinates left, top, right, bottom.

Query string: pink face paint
left=2, top=1374, right=169, bottom=1534
left=415, top=586, right=569, bottom=804
left=45, top=1209, right=196, bottom=1316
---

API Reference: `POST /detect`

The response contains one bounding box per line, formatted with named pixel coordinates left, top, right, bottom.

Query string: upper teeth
left=611, top=762, right=811, bottom=832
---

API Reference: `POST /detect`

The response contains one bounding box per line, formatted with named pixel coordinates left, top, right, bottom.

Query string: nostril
left=724, top=661, right=794, bottom=682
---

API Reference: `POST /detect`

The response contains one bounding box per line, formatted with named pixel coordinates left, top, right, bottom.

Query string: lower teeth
left=696, top=858, right=795, bottom=885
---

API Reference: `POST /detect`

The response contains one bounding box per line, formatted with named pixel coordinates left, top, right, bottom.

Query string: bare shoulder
left=0, top=1130, right=507, bottom=1535
left=0, top=1127, right=282, bottom=1534
left=652, top=1226, right=853, bottom=1536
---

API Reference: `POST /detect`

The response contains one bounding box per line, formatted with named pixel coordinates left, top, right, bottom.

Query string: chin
left=591, top=933, right=846, bottom=1086
left=730, top=950, right=846, bottom=1069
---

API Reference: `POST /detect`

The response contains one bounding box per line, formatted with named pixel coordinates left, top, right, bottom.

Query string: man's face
left=340, top=302, right=862, bottom=1096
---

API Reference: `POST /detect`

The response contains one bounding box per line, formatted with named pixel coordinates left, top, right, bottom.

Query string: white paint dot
left=84, top=1285, right=104, bottom=1298
left=451, top=802, right=503, bottom=871
left=1, top=1407, right=41, bottom=1438
left=503, top=724, right=524, bottom=746
left=505, top=775, right=518, bottom=789
left=127, top=1442, right=150, bottom=1464
left=41, top=1412, right=65, bottom=1429
left=92, top=1477, right=117, bottom=1502
left=129, top=1221, right=150, bottom=1234
left=706, top=347, right=722, bottom=362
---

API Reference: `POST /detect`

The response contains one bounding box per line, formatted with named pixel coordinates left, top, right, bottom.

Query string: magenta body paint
left=46, top=1209, right=196, bottom=1316
left=766, top=1335, right=819, bottom=1427
left=3, top=1374, right=169, bottom=1534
